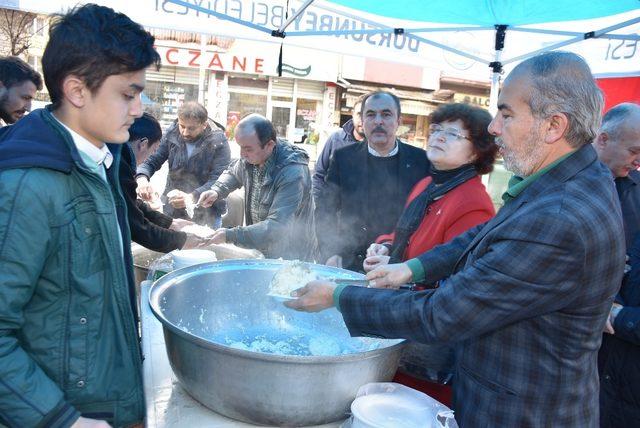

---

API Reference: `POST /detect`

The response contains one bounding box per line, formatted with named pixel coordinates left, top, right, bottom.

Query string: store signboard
left=10, top=0, right=637, bottom=83
left=155, top=39, right=340, bottom=82
left=4, top=0, right=343, bottom=81
left=155, top=45, right=266, bottom=74
left=453, top=93, right=491, bottom=109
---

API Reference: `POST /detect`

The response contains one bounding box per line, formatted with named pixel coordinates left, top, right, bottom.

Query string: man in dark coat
left=599, top=231, right=640, bottom=427
left=288, top=52, right=625, bottom=427
left=312, top=94, right=365, bottom=199
left=594, top=102, right=640, bottom=427
left=594, top=102, right=640, bottom=249
left=136, top=101, right=231, bottom=227
left=315, top=91, right=430, bottom=271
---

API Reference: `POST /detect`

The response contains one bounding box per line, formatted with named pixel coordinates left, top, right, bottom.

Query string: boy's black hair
left=128, top=112, right=162, bottom=146
left=0, top=56, right=43, bottom=90
left=42, top=4, right=160, bottom=108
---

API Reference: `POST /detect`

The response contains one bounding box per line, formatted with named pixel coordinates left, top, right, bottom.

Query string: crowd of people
left=0, top=3, right=638, bottom=428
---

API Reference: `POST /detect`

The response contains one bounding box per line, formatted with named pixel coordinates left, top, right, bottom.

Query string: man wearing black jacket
left=315, top=91, right=430, bottom=271
left=123, top=113, right=203, bottom=252
left=595, top=102, right=640, bottom=427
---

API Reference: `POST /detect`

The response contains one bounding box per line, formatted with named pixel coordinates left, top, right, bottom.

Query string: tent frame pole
left=488, top=25, right=507, bottom=115
left=503, top=15, right=640, bottom=66
left=278, top=0, right=316, bottom=33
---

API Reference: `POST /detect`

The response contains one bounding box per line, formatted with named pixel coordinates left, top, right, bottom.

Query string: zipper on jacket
left=75, top=156, right=145, bottom=418
left=62, top=228, right=73, bottom=389
left=102, top=153, right=145, bottom=416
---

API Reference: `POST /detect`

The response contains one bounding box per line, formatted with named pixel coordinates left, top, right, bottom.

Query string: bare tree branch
left=0, top=8, right=36, bottom=56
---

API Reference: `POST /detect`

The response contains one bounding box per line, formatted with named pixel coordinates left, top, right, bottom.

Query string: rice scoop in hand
left=268, top=261, right=319, bottom=300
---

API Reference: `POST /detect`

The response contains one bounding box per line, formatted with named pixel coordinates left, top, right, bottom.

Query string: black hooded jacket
left=120, top=143, right=187, bottom=252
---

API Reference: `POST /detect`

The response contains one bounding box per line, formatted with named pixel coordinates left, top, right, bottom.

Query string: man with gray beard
left=287, top=51, right=625, bottom=427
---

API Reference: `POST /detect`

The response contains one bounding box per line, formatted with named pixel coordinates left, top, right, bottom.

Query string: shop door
left=272, top=105, right=291, bottom=140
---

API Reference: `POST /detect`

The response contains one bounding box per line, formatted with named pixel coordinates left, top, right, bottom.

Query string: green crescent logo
left=280, top=63, right=312, bottom=77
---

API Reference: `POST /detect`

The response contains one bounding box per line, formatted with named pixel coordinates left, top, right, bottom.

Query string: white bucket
left=351, top=393, right=432, bottom=428
left=349, top=383, right=457, bottom=428
left=171, top=249, right=217, bottom=270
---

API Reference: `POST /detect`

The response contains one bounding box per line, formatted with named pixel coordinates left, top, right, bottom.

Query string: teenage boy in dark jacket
left=0, top=5, right=160, bottom=427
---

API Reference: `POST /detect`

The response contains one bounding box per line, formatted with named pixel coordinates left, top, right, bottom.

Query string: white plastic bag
left=341, top=382, right=458, bottom=428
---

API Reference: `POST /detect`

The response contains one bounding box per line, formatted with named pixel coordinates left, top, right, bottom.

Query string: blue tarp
left=327, top=0, right=640, bottom=26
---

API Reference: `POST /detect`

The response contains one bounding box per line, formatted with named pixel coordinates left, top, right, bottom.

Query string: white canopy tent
left=3, top=0, right=640, bottom=112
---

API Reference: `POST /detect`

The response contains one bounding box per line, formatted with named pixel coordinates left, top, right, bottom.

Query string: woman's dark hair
left=430, top=103, right=498, bottom=174
left=128, top=112, right=162, bottom=146
left=0, top=56, right=42, bottom=90
left=42, top=4, right=161, bottom=108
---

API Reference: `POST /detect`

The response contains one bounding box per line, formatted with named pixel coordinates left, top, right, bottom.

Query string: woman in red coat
left=363, top=103, right=498, bottom=406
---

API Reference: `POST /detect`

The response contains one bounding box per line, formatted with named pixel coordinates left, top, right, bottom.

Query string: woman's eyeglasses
left=429, top=124, right=470, bottom=141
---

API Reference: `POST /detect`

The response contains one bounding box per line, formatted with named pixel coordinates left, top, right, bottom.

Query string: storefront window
left=272, top=106, right=291, bottom=140
left=144, top=81, right=198, bottom=129
left=294, top=98, right=321, bottom=144
left=485, top=159, right=512, bottom=211
left=227, top=92, right=268, bottom=140
left=398, top=114, right=417, bottom=143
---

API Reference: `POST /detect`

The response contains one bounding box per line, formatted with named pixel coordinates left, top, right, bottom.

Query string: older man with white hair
left=593, top=102, right=640, bottom=427
left=287, top=51, right=625, bottom=427
left=594, top=103, right=640, bottom=247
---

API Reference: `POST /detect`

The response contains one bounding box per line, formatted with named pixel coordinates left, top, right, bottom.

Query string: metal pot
left=132, top=243, right=264, bottom=286
left=148, top=260, right=404, bottom=426
left=132, top=245, right=163, bottom=286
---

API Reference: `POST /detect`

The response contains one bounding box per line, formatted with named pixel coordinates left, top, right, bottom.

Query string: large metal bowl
left=148, top=259, right=404, bottom=426
left=132, top=243, right=264, bottom=285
